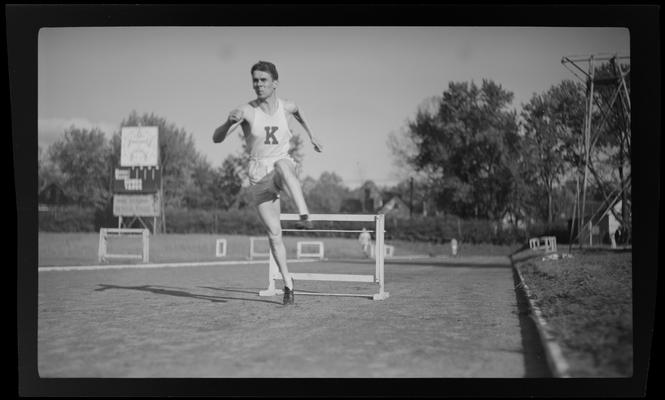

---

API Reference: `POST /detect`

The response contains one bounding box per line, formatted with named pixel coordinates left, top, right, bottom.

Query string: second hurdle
left=259, top=213, right=390, bottom=300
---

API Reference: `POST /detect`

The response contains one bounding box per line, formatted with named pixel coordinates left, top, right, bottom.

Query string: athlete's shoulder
left=239, top=101, right=256, bottom=111
left=237, top=102, right=256, bottom=119
left=281, top=98, right=299, bottom=114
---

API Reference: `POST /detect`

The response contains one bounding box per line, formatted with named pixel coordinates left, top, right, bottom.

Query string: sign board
left=113, top=194, right=161, bottom=217
left=121, top=126, right=159, bottom=167
left=113, top=166, right=161, bottom=193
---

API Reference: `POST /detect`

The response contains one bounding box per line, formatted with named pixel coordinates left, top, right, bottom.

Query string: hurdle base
left=373, top=292, right=390, bottom=300
left=260, top=288, right=389, bottom=300
left=259, top=288, right=283, bottom=297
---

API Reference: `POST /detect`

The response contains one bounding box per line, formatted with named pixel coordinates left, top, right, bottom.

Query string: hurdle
left=370, top=243, right=394, bottom=258
left=215, top=238, right=227, bottom=257
left=259, top=214, right=389, bottom=300
left=297, top=241, right=325, bottom=260
left=98, top=228, right=149, bottom=263
left=529, top=236, right=557, bottom=253
left=529, top=238, right=539, bottom=250
left=544, top=236, right=557, bottom=252
left=249, top=236, right=270, bottom=260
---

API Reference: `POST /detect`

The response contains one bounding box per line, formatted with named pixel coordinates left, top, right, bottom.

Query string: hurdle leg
left=259, top=250, right=280, bottom=296
left=98, top=228, right=107, bottom=263
left=373, top=214, right=389, bottom=300
left=143, top=230, right=149, bottom=263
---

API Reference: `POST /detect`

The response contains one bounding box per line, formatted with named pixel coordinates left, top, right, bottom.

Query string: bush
left=39, top=206, right=97, bottom=232
left=525, top=221, right=571, bottom=245
left=164, top=208, right=265, bottom=235
left=386, top=215, right=514, bottom=244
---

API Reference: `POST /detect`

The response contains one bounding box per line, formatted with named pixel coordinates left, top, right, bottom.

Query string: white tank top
left=247, top=99, right=292, bottom=160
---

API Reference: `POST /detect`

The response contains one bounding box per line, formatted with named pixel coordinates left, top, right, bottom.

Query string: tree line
left=388, top=61, right=630, bottom=228
left=39, top=110, right=343, bottom=214
left=39, top=61, right=630, bottom=230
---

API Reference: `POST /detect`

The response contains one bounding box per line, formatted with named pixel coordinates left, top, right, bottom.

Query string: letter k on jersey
left=264, top=126, right=279, bottom=144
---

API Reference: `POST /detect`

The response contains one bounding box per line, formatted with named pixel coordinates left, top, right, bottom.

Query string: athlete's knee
left=273, top=159, right=294, bottom=178
left=267, top=232, right=283, bottom=249
left=266, top=228, right=282, bottom=242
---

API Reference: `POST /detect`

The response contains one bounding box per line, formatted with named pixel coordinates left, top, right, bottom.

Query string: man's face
left=252, top=70, right=278, bottom=99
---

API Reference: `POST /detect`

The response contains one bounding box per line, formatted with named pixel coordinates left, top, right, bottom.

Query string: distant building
left=568, top=199, right=631, bottom=246
left=340, top=181, right=416, bottom=217
left=377, top=196, right=410, bottom=218
left=342, top=181, right=384, bottom=213
left=597, top=199, right=631, bottom=245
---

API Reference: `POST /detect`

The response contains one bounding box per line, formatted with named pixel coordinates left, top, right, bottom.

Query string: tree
left=303, top=172, right=350, bottom=213
left=520, top=80, right=586, bottom=222
left=47, top=126, right=112, bottom=208
left=210, top=155, right=244, bottom=210
left=395, top=79, right=521, bottom=221
left=38, top=145, right=66, bottom=191
left=182, top=155, right=215, bottom=209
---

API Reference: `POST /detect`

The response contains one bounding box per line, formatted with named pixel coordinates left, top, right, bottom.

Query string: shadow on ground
left=94, top=284, right=282, bottom=305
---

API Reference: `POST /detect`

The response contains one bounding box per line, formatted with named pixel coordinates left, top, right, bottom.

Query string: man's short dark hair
left=251, top=61, right=279, bottom=80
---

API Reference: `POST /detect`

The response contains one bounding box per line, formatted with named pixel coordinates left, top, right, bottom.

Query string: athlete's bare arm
left=283, top=100, right=323, bottom=152
left=213, top=104, right=251, bottom=143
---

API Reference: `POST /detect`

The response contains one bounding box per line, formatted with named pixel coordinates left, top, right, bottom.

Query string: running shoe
left=283, top=284, right=295, bottom=305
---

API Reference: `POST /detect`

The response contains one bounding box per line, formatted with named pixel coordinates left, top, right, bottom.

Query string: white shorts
left=248, top=156, right=297, bottom=205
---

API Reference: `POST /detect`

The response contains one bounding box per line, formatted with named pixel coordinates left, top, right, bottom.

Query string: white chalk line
left=39, top=258, right=317, bottom=272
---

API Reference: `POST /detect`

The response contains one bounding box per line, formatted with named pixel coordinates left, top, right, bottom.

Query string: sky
left=38, top=26, right=629, bottom=188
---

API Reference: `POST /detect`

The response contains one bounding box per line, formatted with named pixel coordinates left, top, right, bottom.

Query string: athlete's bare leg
left=273, top=159, right=309, bottom=216
left=255, top=197, right=293, bottom=290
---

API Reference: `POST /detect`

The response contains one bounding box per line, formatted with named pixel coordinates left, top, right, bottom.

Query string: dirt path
left=38, top=257, right=549, bottom=377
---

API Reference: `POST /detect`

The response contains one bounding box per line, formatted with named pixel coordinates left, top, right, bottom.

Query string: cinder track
left=38, top=257, right=549, bottom=377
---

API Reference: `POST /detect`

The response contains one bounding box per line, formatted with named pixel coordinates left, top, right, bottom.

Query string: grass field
left=512, top=248, right=633, bottom=377
left=38, top=232, right=520, bottom=266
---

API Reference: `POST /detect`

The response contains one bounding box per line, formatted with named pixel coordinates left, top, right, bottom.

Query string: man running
left=213, top=61, right=323, bottom=305
left=358, top=227, right=372, bottom=257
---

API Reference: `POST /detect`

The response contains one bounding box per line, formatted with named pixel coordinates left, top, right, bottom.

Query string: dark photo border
left=10, top=4, right=660, bottom=398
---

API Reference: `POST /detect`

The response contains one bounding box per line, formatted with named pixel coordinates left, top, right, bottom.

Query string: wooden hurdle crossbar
left=259, top=214, right=390, bottom=300
left=98, top=228, right=149, bottom=263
